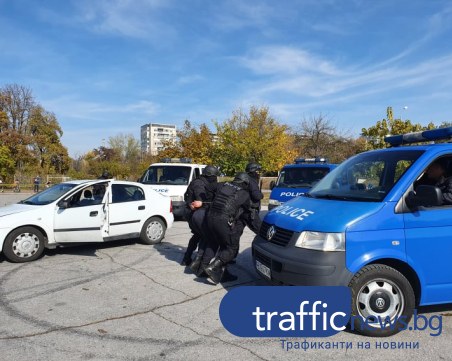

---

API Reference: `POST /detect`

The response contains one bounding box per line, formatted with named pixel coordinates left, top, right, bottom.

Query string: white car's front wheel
left=140, top=217, right=166, bottom=245
left=3, top=226, right=45, bottom=263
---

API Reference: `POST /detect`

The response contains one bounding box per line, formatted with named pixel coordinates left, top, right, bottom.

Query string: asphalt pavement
left=0, top=193, right=451, bottom=361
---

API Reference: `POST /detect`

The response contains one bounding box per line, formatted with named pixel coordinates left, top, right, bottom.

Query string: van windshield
left=276, top=167, right=330, bottom=188
left=140, top=165, right=192, bottom=185
left=309, top=150, right=424, bottom=202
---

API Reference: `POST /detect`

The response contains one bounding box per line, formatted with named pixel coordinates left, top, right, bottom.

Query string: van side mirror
left=58, top=200, right=70, bottom=209
left=405, top=185, right=442, bottom=209
left=270, top=181, right=276, bottom=190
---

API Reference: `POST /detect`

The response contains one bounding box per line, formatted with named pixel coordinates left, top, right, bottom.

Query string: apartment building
left=141, top=123, right=177, bottom=155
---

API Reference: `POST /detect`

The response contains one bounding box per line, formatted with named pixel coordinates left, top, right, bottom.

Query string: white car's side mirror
left=58, top=200, right=70, bottom=209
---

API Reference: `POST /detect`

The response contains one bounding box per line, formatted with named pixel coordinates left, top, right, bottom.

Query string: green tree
left=213, top=106, right=296, bottom=175
left=0, top=145, right=15, bottom=181
left=361, top=107, right=435, bottom=149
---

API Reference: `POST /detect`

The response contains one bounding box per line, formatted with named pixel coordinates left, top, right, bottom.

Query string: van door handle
left=138, top=205, right=145, bottom=210
left=90, top=211, right=98, bottom=217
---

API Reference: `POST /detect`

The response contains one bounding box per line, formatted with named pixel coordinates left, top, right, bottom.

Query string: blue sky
left=1, top=0, right=452, bottom=156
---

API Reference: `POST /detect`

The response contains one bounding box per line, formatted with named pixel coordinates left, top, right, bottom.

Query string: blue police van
left=253, top=127, right=452, bottom=336
left=268, top=158, right=337, bottom=210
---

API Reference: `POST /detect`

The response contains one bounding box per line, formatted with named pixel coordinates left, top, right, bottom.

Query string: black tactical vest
left=210, top=182, right=242, bottom=217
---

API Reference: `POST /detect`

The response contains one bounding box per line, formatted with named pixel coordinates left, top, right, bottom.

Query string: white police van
left=139, top=158, right=206, bottom=219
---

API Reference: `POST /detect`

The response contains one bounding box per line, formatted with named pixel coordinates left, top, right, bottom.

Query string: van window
left=412, top=156, right=452, bottom=206
left=276, top=167, right=330, bottom=189
left=310, top=150, right=424, bottom=202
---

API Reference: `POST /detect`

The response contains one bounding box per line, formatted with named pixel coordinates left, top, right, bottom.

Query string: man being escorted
left=200, top=172, right=252, bottom=284
left=181, top=165, right=220, bottom=266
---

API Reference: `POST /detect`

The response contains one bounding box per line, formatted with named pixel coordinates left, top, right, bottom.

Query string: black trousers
left=202, top=214, right=241, bottom=266
left=227, top=209, right=262, bottom=258
left=185, top=208, right=207, bottom=258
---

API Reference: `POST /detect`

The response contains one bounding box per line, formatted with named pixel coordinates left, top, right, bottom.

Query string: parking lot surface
left=0, top=193, right=451, bottom=361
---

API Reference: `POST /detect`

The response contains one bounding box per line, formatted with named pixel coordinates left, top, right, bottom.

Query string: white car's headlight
left=269, top=199, right=281, bottom=206
left=295, top=231, right=345, bottom=251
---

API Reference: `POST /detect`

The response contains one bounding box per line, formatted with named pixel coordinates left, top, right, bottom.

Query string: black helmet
left=245, top=162, right=261, bottom=173
left=233, top=172, right=250, bottom=185
left=202, top=165, right=220, bottom=177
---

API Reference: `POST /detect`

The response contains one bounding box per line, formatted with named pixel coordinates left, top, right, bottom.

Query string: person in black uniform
left=98, top=170, right=111, bottom=179
left=200, top=172, right=252, bottom=284
left=180, top=165, right=220, bottom=266
left=242, top=162, right=264, bottom=232
left=225, top=162, right=264, bottom=265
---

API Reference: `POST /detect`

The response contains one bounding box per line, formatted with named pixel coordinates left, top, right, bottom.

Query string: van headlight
left=269, top=199, right=281, bottom=206
left=295, top=231, right=345, bottom=251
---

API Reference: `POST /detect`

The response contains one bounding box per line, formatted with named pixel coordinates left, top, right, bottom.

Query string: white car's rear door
left=107, top=184, right=147, bottom=239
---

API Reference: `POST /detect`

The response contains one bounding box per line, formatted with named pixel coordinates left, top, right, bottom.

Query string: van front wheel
left=349, top=264, right=415, bottom=337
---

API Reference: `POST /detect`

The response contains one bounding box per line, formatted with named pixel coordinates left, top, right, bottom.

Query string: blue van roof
left=282, top=163, right=336, bottom=169
left=365, top=143, right=452, bottom=153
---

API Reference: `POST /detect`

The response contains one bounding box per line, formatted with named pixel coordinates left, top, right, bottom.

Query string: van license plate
left=256, top=260, right=271, bottom=279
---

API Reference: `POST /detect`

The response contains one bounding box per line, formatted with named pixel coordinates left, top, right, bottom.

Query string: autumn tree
left=0, top=84, right=69, bottom=174
left=0, top=145, right=15, bottom=181
left=28, top=105, right=69, bottom=173
left=361, top=107, right=435, bottom=149
left=108, top=133, right=141, bottom=164
left=213, top=106, right=296, bottom=175
left=158, top=120, right=216, bottom=164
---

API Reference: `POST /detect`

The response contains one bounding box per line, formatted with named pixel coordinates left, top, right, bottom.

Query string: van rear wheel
left=349, top=264, right=415, bottom=337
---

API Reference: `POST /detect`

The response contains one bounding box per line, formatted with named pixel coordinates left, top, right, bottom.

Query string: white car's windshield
left=20, top=183, right=78, bottom=205
left=140, top=166, right=191, bottom=185
left=309, top=150, right=424, bottom=202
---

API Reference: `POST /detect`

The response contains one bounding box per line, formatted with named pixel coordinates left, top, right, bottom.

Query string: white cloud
left=42, top=97, right=160, bottom=122
left=72, top=0, right=175, bottom=41
left=211, top=1, right=275, bottom=31
left=238, top=46, right=340, bottom=76
left=177, top=74, right=204, bottom=85
left=237, top=42, right=452, bottom=102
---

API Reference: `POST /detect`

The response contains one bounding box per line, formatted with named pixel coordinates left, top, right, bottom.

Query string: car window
left=67, top=184, right=107, bottom=208
left=112, top=184, right=145, bottom=203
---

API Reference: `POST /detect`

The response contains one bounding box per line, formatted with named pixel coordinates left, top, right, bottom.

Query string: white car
left=0, top=179, right=174, bottom=263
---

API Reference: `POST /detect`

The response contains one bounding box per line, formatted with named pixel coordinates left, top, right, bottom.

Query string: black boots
left=189, top=254, right=203, bottom=274
left=221, top=268, right=238, bottom=282
left=204, top=258, right=225, bottom=284
left=180, top=254, right=192, bottom=266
